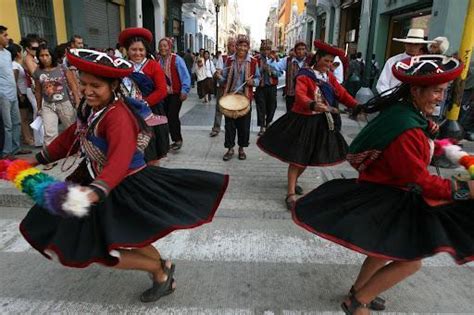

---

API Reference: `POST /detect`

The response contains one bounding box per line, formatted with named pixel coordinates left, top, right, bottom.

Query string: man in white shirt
left=376, top=28, right=434, bottom=95
left=332, top=55, right=344, bottom=84
left=0, top=26, right=24, bottom=157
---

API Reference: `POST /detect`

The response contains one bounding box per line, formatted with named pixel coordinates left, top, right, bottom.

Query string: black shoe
left=209, top=130, right=219, bottom=137
left=169, top=141, right=183, bottom=151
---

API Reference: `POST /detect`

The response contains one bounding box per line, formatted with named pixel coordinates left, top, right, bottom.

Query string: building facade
left=182, top=0, right=217, bottom=53
left=1, top=0, right=127, bottom=49
left=357, top=0, right=470, bottom=72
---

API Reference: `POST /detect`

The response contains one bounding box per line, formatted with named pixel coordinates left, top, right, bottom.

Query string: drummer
left=218, top=34, right=260, bottom=161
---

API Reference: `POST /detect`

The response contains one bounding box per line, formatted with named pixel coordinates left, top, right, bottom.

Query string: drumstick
left=232, top=75, right=254, bottom=94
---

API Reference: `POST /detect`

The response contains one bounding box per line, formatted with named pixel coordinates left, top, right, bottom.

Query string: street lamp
left=213, top=0, right=226, bottom=54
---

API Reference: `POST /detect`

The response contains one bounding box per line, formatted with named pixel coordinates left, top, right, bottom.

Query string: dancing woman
left=293, top=55, right=474, bottom=314
left=257, top=40, right=357, bottom=209
left=119, top=27, right=169, bottom=165
left=18, top=49, right=229, bottom=303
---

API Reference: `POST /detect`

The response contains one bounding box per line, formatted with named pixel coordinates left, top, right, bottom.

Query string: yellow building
left=277, top=0, right=305, bottom=49
left=0, top=0, right=67, bottom=45
left=0, top=0, right=125, bottom=48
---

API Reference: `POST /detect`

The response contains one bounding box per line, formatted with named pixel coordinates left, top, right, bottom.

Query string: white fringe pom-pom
left=444, top=145, right=468, bottom=164
left=62, top=186, right=92, bottom=217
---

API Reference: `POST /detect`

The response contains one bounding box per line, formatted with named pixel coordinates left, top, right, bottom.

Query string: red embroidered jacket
left=142, top=59, right=167, bottom=106
left=292, top=71, right=357, bottom=115
left=359, top=128, right=452, bottom=200
left=223, top=55, right=259, bottom=101
left=41, top=101, right=142, bottom=195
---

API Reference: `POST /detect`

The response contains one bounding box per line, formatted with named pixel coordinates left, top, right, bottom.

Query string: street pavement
left=0, top=89, right=473, bottom=314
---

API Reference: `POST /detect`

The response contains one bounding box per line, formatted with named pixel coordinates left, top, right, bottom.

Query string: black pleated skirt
left=293, top=178, right=474, bottom=264
left=257, top=111, right=348, bottom=167
left=145, top=103, right=170, bottom=161
left=20, top=166, right=229, bottom=268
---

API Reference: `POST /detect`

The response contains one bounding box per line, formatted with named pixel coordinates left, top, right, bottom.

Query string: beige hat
left=428, top=36, right=450, bottom=54
left=393, top=28, right=435, bottom=44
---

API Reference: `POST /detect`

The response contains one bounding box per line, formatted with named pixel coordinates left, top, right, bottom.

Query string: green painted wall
left=429, top=0, right=469, bottom=55
left=64, top=0, right=86, bottom=41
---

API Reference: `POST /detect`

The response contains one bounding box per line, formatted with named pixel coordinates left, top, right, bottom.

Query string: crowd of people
left=0, top=23, right=474, bottom=314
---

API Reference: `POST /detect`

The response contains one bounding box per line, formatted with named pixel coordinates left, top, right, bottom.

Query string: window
left=17, top=0, right=57, bottom=46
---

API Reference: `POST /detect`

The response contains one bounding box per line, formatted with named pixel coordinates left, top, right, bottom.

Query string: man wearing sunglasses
left=0, top=25, right=31, bottom=157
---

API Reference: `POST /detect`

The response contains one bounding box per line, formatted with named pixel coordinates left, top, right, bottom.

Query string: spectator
left=69, top=35, right=84, bottom=49
left=20, top=35, right=43, bottom=147
left=202, top=50, right=216, bottom=101
left=376, top=28, right=434, bottom=94
left=8, top=43, right=34, bottom=146
left=54, top=43, right=69, bottom=64
left=183, top=49, right=195, bottom=88
left=460, top=59, right=474, bottom=140
left=345, top=54, right=363, bottom=97
left=106, top=48, right=115, bottom=58
left=369, top=53, right=380, bottom=87
left=33, top=45, right=79, bottom=160
left=428, top=36, right=450, bottom=54
left=194, top=57, right=214, bottom=103
left=0, top=25, right=31, bottom=157
left=214, top=51, right=223, bottom=68
left=157, top=37, right=191, bottom=151
left=331, top=55, right=344, bottom=84
left=114, top=43, right=123, bottom=58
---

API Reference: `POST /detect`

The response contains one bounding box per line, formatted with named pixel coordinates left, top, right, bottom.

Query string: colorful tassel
left=0, top=159, right=92, bottom=217
left=14, top=168, right=41, bottom=190
left=435, top=139, right=474, bottom=179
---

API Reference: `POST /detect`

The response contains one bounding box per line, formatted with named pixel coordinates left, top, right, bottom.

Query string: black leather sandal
left=295, top=185, right=304, bottom=195
left=341, top=295, right=369, bottom=315
left=140, top=264, right=176, bottom=303
left=223, top=148, right=234, bottom=161
left=350, top=286, right=386, bottom=311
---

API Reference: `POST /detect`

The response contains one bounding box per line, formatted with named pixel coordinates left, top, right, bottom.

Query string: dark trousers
left=0, top=109, right=4, bottom=155
left=460, top=89, right=474, bottom=133
left=212, top=87, right=224, bottom=131
left=163, top=94, right=183, bottom=142
left=285, top=95, right=295, bottom=112
left=224, top=110, right=251, bottom=148
left=256, top=85, right=277, bottom=127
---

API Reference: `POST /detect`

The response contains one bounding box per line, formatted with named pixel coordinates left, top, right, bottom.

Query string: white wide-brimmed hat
left=393, top=28, right=435, bottom=44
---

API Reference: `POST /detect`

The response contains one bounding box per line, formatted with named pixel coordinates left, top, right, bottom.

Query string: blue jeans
left=0, top=96, right=21, bottom=155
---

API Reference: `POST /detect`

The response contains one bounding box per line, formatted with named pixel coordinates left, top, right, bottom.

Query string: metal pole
left=440, top=0, right=474, bottom=139
left=215, top=5, right=220, bottom=54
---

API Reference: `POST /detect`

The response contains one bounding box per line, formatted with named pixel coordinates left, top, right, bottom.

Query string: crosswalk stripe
left=1, top=219, right=470, bottom=268
left=0, top=297, right=459, bottom=315
left=0, top=297, right=254, bottom=314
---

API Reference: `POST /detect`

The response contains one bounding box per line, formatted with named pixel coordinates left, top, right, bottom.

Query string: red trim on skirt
left=290, top=199, right=474, bottom=265
left=19, top=174, right=230, bottom=268
left=256, top=138, right=346, bottom=168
